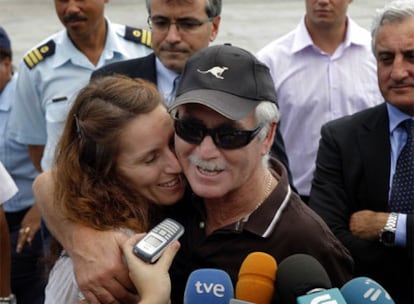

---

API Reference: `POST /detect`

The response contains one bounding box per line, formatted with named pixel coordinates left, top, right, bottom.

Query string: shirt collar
left=242, top=159, right=292, bottom=237
left=291, top=16, right=368, bottom=54
left=387, top=103, right=414, bottom=133
left=343, top=17, right=370, bottom=48
left=156, top=57, right=180, bottom=81
left=291, top=16, right=314, bottom=54
left=155, top=57, right=180, bottom=97
left=101, top=20, right=131, bottom=60
left=190, top=158, right=291, bottom=238
left=51, top=18, right=122, bottom=68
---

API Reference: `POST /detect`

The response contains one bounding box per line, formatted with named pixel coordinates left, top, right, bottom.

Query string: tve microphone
left=340, top=277, right=395, bottom=304
left=183, top=268, right=234, bottom=304
left=235, top=251, right=278, bottom=304
left=275, top=253, right=346, bottom=304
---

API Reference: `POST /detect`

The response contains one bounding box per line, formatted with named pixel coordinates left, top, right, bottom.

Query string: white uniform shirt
left=257, top=16, right=384, bottom=196
left=0, top=74, right=38, bottom=212
left=9, top=20, right=152, bottom=171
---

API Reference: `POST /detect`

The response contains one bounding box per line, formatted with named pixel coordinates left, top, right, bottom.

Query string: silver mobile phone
left=133, top=218, right=184, bottom=263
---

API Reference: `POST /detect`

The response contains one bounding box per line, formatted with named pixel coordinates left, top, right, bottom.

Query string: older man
left=34, top=44, right=352, bottom=304
left=309, top=1, right=414, bottom=302
left=168, top=44, right=353, bottom=303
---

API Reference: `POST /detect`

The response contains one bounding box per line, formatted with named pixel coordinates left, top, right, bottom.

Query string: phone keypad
left=155, top=221, right=180, bottom=240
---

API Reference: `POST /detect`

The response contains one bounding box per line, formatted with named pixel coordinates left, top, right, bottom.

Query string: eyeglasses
left=147, top=16, right=213, bottom=34
left=174, top=118, right=262, bottom=150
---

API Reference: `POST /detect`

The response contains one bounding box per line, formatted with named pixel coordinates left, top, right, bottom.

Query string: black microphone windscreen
left=275, top=253, right=332, bottom=304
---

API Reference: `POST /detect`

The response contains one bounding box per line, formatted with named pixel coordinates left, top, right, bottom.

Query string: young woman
left=35, top=75, right=186, bottom=303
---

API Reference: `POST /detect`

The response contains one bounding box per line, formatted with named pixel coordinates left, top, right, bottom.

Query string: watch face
left=381, top=230, right=395, bottom=245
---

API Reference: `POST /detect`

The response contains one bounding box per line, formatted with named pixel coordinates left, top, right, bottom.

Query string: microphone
left=235, top=251, right=278, bottom=304
left=296, top=288, right=346, bottom=304
left=183, top=268, right=234, bottom=304
left=274, top=253, right=346, bottom=304
left=229, top=300, right=254, bottom=304
left=340, top=277, right=395, bottom=304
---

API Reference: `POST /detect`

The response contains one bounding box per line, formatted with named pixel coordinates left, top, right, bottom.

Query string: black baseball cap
left=169, top=44, right=277, bottom=120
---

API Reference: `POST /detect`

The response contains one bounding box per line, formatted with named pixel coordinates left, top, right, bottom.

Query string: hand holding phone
left=133, top=218, right=184, bottom=263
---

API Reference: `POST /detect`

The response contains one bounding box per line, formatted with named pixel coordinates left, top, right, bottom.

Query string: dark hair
left=145, top=0, right=222, bottom=18
left=0, top=47, right=11, bottom=60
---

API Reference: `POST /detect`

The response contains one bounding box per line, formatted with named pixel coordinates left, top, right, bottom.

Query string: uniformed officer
left=0, top=25, right=46, bottom=304
left=9, top=0, right=152, bottom=172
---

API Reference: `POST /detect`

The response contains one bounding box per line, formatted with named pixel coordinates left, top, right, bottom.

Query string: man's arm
left=308, top=122, right=387, bottom=264
left=28, top=144, right=44, bottom=173
left=33, top=171, right=138, bottom=304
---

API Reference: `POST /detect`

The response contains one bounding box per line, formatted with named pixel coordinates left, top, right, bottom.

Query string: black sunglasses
left=174, top=118, right=262, bottom=150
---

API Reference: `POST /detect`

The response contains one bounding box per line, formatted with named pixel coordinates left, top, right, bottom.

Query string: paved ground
left=0, top=0, right=388, bottom=67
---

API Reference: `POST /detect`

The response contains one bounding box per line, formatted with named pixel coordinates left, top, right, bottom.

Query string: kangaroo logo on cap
left=197, top=66, right=228, bottom=79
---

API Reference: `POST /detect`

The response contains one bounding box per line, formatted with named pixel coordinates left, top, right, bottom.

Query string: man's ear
left=209, top=16, right=221, bottom=42
left=262, top=121, right=276, bottom=155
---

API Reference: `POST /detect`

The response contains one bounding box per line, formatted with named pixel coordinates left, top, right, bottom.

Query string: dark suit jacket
left=91, top=54, right=296, bottom=189
left=309, top=103, right=413, bottom=303
left=91, top=53, right=157, bottom=82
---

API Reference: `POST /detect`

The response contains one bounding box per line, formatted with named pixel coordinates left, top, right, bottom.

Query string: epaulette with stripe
left=124, top=26, right=152, bottom=48
left=24, top=40, right=56, bottom=70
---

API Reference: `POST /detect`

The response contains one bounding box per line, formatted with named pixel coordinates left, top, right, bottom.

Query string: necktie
left=166, top=75, right=180, bottom=105
left=389, top=119, right=414, bottom=213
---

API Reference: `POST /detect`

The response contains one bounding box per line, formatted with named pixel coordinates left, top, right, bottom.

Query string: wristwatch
left=0, top=294, right=16, bottom=304
left=379, top=212, right=398, bottom=247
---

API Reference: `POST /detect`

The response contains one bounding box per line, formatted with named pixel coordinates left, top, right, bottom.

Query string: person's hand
left=16, top=203, right=41, bottom=253
left=68, top=227, right=139, bottom=304
left=349, top=210, right=388, bottom=240
left=121, top=233, right=180, bottom=304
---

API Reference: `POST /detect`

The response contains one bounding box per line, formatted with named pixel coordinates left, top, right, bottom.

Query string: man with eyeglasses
left=167, top=44, right=353, bottom=304
left=92, top=0, right=221, bottom=104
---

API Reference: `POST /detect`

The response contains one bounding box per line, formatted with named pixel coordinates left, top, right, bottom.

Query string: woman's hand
left=121, top=233, right=180, bottom=304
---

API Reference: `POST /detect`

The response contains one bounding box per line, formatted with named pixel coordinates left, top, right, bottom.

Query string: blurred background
left=0, top=0, right=389, bottom=67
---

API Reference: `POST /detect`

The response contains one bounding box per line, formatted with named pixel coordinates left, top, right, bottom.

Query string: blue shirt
left=155, top=57, right=180, bottom=105
left=0, top=74, right=38, bottom=212
left=9, top=20, right=152, bottom=171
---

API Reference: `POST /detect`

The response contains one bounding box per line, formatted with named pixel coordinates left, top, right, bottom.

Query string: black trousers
left=5, top=208, right=47, bottom=304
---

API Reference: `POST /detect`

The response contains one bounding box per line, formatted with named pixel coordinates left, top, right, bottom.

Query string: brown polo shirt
left=168, top=158, right=353, bottom=304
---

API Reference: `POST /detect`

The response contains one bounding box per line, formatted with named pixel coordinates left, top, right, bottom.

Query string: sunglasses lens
left=215, top=131, right=250, bottom=149
left=174, top=120, right=203, bottom=144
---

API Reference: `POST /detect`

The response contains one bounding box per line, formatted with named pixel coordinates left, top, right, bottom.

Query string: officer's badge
left=124, top=26, right=152, bottom=48
left=24, top=40, right=56, bottom=69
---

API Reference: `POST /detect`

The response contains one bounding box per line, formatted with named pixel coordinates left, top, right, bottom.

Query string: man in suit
left=309, top=1, right=414, bottom=302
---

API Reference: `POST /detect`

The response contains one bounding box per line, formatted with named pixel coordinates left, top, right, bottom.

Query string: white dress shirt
left=257, top=16, right=383, bottom=196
